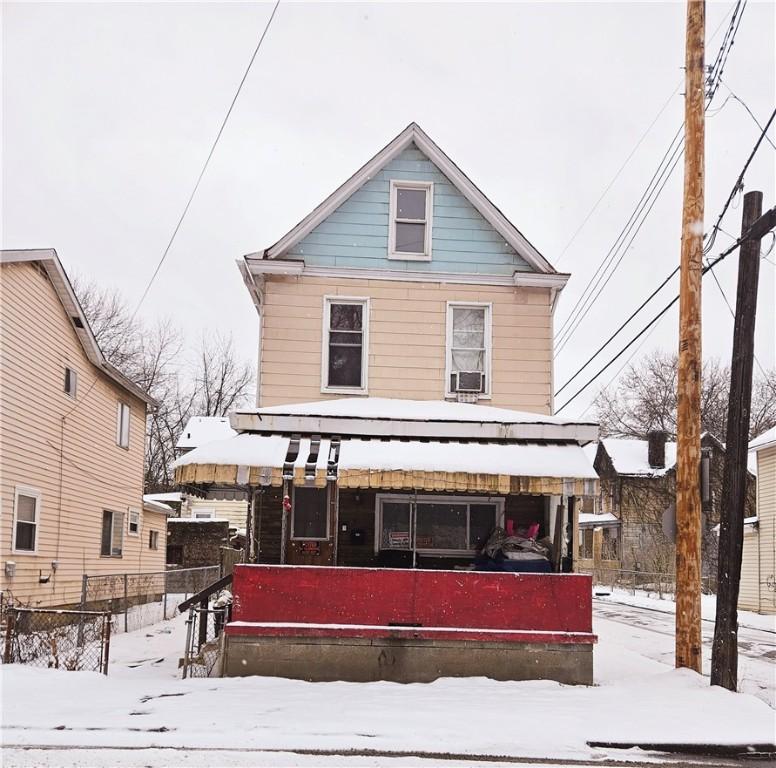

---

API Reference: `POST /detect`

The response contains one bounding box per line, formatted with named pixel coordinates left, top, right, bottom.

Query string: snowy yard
left=2, top=602, right=775, bottom=767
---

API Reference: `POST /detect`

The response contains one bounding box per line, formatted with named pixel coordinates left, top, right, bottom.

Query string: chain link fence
left=580, top=566, right=717, bottom=599
left=81, top=566, right=220, bottom=634
left=3, top=607, right=111, bottom=673
left=182, top=603, right=231, bottom=679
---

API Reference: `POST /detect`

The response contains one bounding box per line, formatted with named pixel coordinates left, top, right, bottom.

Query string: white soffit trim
left=263, top=123, right=556, bottom=274
left=244, top=257, right=568, bottom=290
left=1, top=249, right=156, bottom=406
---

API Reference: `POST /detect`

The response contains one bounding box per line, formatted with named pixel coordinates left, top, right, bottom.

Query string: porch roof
left=173, top=433, right=598, bottom=496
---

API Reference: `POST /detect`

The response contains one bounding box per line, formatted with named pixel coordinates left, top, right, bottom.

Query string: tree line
left=75, top=278, right=254, bottom=492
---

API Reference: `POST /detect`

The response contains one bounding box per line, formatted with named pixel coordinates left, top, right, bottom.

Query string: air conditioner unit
left=452, top=370, right=484, bottom=393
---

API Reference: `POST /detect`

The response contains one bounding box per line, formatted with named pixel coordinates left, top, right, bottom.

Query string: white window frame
left=12, top=486, right=41, bottom=555
left=388, top=179, right=433, bottom=261
left=193, top=507, right=216, bottom=520
left=149, top=530, right=159, bottom=550
left=374, top=493, right=504, bottom=556
left=64, top=366, right=78, bottom=398
left=444, top=302, right=493, bottom=399
left=127, top=508, right=141, bottom=536
left=116, top=402, right=130, bottom=449
left=321, top=296, right=370, bottom=395
left=291, top=485, right=331, bottom=542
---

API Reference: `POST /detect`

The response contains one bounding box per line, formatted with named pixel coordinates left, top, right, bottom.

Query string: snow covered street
left=2, top=601, right=775, bottom=767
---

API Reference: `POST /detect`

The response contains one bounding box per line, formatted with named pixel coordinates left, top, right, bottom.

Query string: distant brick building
left=590, top=431, right=756, bottom=584
left=166, top=519, right=230, bottom=569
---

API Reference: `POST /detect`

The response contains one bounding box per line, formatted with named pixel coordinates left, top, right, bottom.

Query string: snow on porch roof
left=174, top=433, right=599, bottom=496
left=338, top=440, right=598, bottom=479
left=231, top=398, right=599, bottom=443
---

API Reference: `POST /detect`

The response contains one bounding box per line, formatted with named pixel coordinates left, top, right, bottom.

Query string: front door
left=285, top=482, right=336, bottom=566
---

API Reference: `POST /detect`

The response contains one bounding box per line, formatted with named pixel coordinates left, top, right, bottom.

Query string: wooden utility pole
left=675, top=0, right=705, bottom=673
left=711, top=191, right=763, bottom=691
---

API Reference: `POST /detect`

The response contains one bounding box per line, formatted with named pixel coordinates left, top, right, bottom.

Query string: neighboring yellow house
left=0, top=249, right=164, bottom=608
left=739, top=427, right=776, bottom=614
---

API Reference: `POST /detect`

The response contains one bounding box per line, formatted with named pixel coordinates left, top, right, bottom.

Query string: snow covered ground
left=2, top=603, right=775, bottom=767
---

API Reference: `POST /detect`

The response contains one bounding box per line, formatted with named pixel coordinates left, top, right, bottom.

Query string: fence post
left=163, top=570, right=168, bottom=621
left=182, top=607, right=194, bottom=680
left=80, top=574, right=88, bottom=611
left=3, top=608, right=16, bottom=664
left=102, top=612, right=112, bottom=675
left=123, top=573, right=129, bottom=633
left=631, top=571, right=636, bottom=595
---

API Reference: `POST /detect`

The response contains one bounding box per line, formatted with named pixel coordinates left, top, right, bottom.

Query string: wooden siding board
left=286, top=144, right=532, bottom=274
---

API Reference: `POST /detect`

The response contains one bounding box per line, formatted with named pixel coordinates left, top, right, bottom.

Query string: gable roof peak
left=261, top=123, right=556, bottom=274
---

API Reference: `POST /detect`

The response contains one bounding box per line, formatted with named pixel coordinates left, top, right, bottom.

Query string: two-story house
left=175, top=124, right=598, bottom=570
left=0, top=249, right=165, bottom=608
left=588, top=430, right=756, bottom=585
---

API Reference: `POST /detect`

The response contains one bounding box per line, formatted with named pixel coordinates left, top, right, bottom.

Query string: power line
left=555, top=237, right=748, bottom=413
left=555, top=108, right=776, bottom=406
left=720, top=79, right=776, bottom=151
left=554, top=0, right=747, bottom=354
left=131, top=0, right=281, bottom=319
left=552, top=0, right=742, bottom=270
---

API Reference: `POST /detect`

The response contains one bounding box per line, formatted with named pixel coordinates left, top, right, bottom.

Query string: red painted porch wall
left=231, top=565, right=593, bottom=633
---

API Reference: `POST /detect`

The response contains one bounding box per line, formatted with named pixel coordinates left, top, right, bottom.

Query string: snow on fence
left=2, top=607, right=111, bottom=674
left=80, top=566, right=221, bottom=634
left=579, top=566, right=716, bottom=599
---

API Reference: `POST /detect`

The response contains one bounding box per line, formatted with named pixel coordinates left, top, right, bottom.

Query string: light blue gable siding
left=286, top=144, right=532, bottom=274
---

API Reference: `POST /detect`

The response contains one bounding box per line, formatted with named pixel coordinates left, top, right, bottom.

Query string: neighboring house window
left=116, top=403, right=130, bottom=448
left=291, top=486, right=329, bottom=540
left=193, top=508, right=216, bottom=519
left=101, top=510, right=124, bottom=557
left=149, top=530, right=159, bottom=550
left=127, top=509, right=140, bottom=536
left=13, top=487, right=41, bottom=553
left=64, top=367, right=77, bottom=398
left=388, top=180, right=433, bottom=260
left=322, top=298, right=368, bottom=393
left=446, top=303, right=491, bottom=396
left=377, top=495, right=502, bottom=554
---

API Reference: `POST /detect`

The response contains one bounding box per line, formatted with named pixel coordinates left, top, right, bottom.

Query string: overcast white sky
left=3, top=1, right=774, bottom=417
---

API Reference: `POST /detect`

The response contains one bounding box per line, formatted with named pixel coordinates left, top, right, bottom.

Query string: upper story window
left=127, top=509, right=140, bottom=536
left=322, top=297, right=369, bottom=394
left=446, top=303, right=492, bottom=397
left=388, top=180, right=433, bottom=260
left=116, top=402, right=130, bottom=449
left=64, top=367, right=77, bottom=398
left=13, top=486, right=41, bottom=553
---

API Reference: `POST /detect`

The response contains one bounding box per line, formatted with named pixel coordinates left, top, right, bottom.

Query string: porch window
left=292, top=486, right=329, bottom=540
left=446, top=303, right=491, bottom=396
left=388, top=180, right=433, bottom=260
left=13, top=487, right=40, bottom=553
left=323, top=298, right=368, bottom=392
left=101, top=510, right=124, bottom=557
left=377, top=495, right=501, bottom=555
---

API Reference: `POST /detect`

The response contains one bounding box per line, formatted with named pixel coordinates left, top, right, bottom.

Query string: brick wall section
left=167, top=520, right=230, bottom=568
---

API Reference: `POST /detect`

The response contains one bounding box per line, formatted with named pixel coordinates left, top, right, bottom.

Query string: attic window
left=388, top=180, right=432, bottom=260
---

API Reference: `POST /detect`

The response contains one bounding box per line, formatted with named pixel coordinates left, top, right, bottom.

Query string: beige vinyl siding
left=755, top=446, right=775, bottom=613
left=184, top=497, right=248, bottom=530
left=738, top=526, right=761, bottom=612
left=259, top=276, right=553, bottom=412
left=0, top=261, right=164, bottom=607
